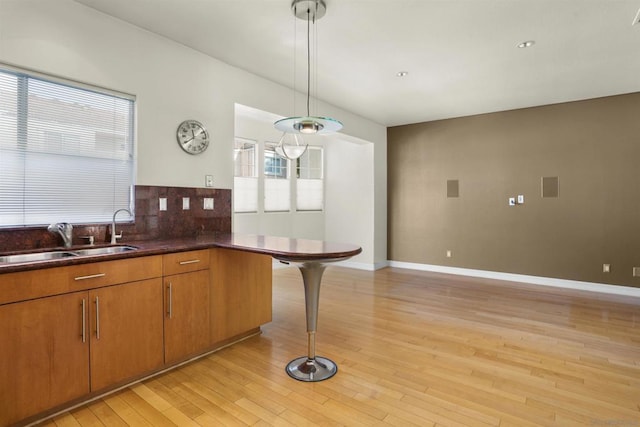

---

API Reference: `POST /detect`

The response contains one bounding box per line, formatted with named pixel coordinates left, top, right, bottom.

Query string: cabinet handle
left=75, top=273, right=106, bottom=281
left=95, top=296, right=100, bottom=340
left=167, top=282, right=173, bottom=319
left=179, top=259, right=200, bottom=265
left=81, top=298, right=86, bottom=343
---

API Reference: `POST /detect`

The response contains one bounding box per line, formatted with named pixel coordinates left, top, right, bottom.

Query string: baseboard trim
left=273, top=258, right=640, bottom=297
left=387, top=261, right=640, bottom=298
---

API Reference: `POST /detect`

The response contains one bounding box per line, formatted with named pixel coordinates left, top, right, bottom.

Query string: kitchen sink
left=73, top=245, right=138, bottom=256
left=0, top=251, right=78, bottom=263
left=0, top=245, right=139, bottom=264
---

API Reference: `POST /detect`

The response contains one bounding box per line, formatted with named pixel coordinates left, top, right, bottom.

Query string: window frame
left=233, top=137, right=259, bottom=213
left=295, top=145, right=324, bottom=212
left=263, top=141, right=291, bottom=213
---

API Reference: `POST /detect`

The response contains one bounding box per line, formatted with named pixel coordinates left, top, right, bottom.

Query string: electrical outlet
left=517, top=195, right=524, bottom=204
left=633, top=267, right=640, bottom=277
left=159, top=197, right=167, bottom=211
left=182, top=197, right=190, bottom=210
left=205, top=175, right=214, bottom=187
left=203, top=198, right=214, bottom=210
left=603, top=264, right=610, bottom=273
left=446, top=250, right=452, bottom=258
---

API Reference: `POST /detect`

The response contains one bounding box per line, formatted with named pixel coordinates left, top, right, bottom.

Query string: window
left=264, top=146, right=288, bottom=178
left=263, top=142, right=290, bottom=212
left=233, top=138, right=258, bottom=212
left=232, top=137, right=325, bottom=215
left=0, top=65, right=135, bottom=227
left=296, top=146, right=324, bottom=211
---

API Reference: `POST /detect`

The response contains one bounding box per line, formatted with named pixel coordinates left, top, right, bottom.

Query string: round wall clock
left=176, top=120, right=210, bottom=154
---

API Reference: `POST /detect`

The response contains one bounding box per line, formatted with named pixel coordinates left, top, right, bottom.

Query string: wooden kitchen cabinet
left=164, top=270, right=210, bottom=364
left=0, top=291, right=90, bottom=427
left=0, top=254, right=164, bottom=425
left=0, top=245, right=275, bottom=425
left=89, top=278, right=164, bottom=391
left=163, top=250, right=211, bottom=364
left=209, top=248, right=272, bottom=344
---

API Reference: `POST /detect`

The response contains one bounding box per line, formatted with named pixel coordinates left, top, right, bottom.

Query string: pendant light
left=274, top=0, right=342, bottom=160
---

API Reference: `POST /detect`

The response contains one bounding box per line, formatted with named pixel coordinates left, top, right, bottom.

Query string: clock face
left=176, top=120, right=210, bottom=155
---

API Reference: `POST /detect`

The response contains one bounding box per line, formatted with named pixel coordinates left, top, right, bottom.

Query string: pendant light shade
left=275, top=132, right=308, bottom=159
left=274, top=115, right=343, bottom=134
left=275, top=0, right=342, bottom=160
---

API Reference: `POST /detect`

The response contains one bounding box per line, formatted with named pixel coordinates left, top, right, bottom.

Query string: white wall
left=325, top=136, right=376, bottom=266
left=0, top=0, right=387, bottom=268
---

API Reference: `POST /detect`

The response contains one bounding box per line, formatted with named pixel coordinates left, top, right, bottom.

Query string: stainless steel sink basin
left=73, top=245, right=138, bottom=256
left=0, top=251, right=78, bottom=263
left=0, top=245, right=139, bottom=264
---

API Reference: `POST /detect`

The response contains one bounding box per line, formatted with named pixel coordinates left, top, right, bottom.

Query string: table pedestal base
left=282, top=261, right=340, bottom=382
left=286, top=356, right=337, bottom=382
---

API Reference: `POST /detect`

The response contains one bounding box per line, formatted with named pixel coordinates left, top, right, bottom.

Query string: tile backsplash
left=0, top=185, right=231, bottom=252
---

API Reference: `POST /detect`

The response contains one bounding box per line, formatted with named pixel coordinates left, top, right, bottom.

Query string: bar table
left=213, top=234, right=362, bottom=382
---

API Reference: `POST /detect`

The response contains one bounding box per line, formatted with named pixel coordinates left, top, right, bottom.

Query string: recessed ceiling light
left=397, top=71, right=408, bottom=77
left=517, top=40, right=535, bottom=48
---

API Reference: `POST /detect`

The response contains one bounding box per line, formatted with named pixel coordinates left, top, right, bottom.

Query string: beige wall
left=388, top=93, right=640, bottom=287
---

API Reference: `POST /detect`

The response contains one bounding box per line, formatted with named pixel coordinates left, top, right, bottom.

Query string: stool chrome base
left=286, top=356, right=337, bottom=382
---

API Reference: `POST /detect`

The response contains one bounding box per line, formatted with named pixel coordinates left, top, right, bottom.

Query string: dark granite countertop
left=0, top=233, right=362, bottom=274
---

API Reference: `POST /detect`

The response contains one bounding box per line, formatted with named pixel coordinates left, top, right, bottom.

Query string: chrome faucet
left=111, top=208, right=132, bottom=244
left=47, top=222, right=73, bottom=248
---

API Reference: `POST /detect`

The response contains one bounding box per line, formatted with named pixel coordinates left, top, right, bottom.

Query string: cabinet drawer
left=0, top=255, right=163, bottom=305
left=66, top=256, right=163, bottom=289
left=163, top=250, right=210, bottom=276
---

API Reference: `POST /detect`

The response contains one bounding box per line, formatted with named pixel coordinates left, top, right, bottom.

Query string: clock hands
left=181, top=129, right=198, bottom=144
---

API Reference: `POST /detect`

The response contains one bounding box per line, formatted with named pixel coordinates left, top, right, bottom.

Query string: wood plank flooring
left=38, top=267, right=640, bottom=426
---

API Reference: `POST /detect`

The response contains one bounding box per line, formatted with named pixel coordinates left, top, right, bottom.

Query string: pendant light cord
left=306, top=7, right=311, bottom=117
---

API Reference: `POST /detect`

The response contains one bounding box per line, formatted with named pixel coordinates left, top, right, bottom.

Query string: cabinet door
left=0, top=292, right=90, bottom=426
left=210, top=249, right=272, bottom=344
left=164, top=270, right=211, bottom=364
left=89, top=278, right=164, bottom=391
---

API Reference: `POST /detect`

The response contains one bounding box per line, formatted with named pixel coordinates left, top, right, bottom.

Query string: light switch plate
left=517, top=195, right=524, bottom=204
left=182, top=197, right=190, bottom=210
left=204, top=198, right=214, bottom=210
left=508, top=197, right=516, bottom=206
left=159, top=197, right=167, bottom=211
left=205, top=175, right=214, bottom=187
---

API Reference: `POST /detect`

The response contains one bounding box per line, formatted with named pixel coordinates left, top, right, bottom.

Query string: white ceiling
left=74, top=0, right=640, bottom=127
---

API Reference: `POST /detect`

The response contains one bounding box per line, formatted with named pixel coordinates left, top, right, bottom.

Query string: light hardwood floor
left=39, top=267, right=640, bottom=426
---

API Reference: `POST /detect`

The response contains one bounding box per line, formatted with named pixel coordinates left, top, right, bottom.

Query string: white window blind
left=296, top=146, right=324, bottom=211
left=264, top=142, right=290, bottom=212
left=0, top=66, right=135, bottom=227
left=233, top=138, right=258, bottom=213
